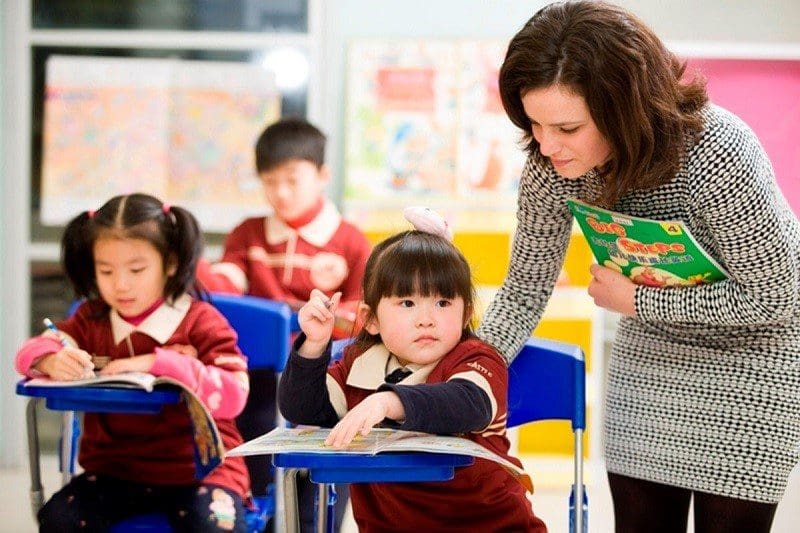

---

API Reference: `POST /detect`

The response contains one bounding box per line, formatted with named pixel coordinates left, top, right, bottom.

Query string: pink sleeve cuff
left=151, top=347, right=248, bottom=419
left=15, top=336, right=64, bottom=377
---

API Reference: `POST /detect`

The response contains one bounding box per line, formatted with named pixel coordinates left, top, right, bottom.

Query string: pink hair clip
left=403, top=206, right=454, bottom=241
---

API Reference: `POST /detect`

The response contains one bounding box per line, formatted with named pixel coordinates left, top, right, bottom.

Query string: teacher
left=477, top=1, right=800, bottom=531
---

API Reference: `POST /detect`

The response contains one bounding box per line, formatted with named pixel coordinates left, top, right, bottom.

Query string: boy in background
left=198, top=118, right=370, bottom=333
left=198, top=118, right=369, bottom=532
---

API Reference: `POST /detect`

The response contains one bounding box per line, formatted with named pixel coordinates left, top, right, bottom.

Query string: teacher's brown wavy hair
left=499, top=0, right=708, bottom=207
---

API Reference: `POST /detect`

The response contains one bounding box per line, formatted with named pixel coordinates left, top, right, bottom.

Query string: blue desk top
left=273, top=452, right=474, bottom=483
left=16, top=380, right=181, bottom=414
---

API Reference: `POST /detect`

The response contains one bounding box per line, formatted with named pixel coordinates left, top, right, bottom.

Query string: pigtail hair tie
left=162, top=203, right=171, bottom=214
left=87, top=210, right=95, bottom=219
left=403, top=206, right=454, bottom=241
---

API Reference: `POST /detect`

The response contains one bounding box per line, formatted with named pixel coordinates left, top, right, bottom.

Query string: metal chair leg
left=60, top=411, right=76, bottom=486
left=25, top=398, right=44, bottom=518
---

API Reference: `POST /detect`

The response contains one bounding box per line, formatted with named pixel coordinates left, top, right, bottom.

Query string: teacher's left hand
left=588, top=264, right=636, bottom=316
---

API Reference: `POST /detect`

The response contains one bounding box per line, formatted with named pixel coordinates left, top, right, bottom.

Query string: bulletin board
left=40, top=55, right=281, bottom=232
left=343, top=40, right=526, bottom=233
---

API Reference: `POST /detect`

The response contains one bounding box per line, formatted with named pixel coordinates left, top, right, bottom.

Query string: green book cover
left=567, top=199, right=728, bottom=287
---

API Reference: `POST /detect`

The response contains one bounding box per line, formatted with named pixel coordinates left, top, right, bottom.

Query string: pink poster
left=686, top=58, right=800, bottom=215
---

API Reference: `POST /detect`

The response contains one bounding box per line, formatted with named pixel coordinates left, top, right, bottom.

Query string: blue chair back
left=106, top=294, right=293, bottom=533
left=507, top=336, right=586, bottom=430
left=507, top=336, right=588, bottom=533
left=210, top=292, right=293, bottom=372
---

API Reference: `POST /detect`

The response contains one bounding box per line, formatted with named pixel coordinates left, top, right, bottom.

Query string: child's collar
left=346, top=343, right=438, bottom=390
left=265, top=199, right=341, bottom=247
left=110, top=294, right=192, bottom=345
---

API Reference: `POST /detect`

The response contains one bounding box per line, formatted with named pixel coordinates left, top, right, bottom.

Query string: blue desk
left=273, top=452, right=474, bottom=533
left=15, top=381, right=181, bottom=516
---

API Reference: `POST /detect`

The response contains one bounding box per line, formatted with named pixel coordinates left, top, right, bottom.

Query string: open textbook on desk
left=568, top=199, right=729, bottom=287
left=229, top=426, right=533, bottom=492
left=23, top=372, right=224, bottom=478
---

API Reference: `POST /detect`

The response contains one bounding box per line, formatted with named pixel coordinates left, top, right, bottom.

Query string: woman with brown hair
left=477, top=1, right=800, bottom=531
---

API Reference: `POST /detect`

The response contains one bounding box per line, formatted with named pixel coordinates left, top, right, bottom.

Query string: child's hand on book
left=99, top=354, right=156, bottom=375
left=588, top=264, right=636, bottom=316
left=298, top=289, right=342, bottom=358
left=34, top=348, right=95, bottom=381
left=325, top=392, right=405, bottom=448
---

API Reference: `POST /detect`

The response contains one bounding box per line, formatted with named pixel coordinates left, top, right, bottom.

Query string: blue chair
left=19, top=294, right=294, bottom=533
left=507, top=337, right=587, bottom=533
left=276, top=336, right=587, bottom=533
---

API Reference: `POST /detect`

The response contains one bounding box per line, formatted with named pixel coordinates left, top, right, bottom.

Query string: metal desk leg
left=281, top=467, right=301, bottom=533
left=25, top=398, right=44, bottom=519
left=315, top=483, right=329, bottom=533
left=274, top=466, right=286, bottom=533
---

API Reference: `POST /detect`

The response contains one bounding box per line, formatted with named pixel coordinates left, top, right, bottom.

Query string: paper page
left=229, top=426, right=533, bottom=492
left=24, top=371, right=157, bottom=391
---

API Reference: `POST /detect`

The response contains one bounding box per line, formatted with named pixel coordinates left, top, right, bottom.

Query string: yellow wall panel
left=562, top=233, right=594, bottom=287
left=533, top=318, right=593, bottom=372
left=517, top=409, right=590, bottom=457
left=365, top=231, right=511, bottom=287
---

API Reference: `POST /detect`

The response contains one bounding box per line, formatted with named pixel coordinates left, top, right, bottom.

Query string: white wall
left=616, top=0, right=800, bottom=42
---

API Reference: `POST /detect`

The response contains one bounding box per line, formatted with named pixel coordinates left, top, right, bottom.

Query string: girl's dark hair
left=499, top=0, right=708, bottom=206
left=62, top=193, right=204, bottom=309
left=353, top=231, right=476, bottom=353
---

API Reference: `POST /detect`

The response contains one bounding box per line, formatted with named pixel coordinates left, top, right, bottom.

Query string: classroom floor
left=2, top=455, right=799, bottom=532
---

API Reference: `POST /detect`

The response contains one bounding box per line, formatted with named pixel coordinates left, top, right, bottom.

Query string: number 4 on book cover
left=567, top=199, right=729, bottom=287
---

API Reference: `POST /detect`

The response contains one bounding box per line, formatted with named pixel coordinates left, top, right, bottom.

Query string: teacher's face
left=521, top=84, right=612, bottom=179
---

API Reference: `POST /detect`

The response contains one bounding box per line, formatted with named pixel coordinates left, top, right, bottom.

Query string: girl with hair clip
left=278, top=207, right=547, bottom=533
left=15, top=193, right=251, bottom=532
left=477, top=1, right=800, bottom=532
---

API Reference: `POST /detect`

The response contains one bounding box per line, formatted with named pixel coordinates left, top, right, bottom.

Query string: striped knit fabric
left=478, top=104, right=800, bottom=503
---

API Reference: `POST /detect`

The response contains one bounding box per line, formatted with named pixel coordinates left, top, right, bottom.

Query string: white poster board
left=40, top=55, right=281, bottom=232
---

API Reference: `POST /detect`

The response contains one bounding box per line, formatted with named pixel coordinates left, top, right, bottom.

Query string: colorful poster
left=40, top=56, right=281, bottom=232
left=344, top=40, right=525, bottom=232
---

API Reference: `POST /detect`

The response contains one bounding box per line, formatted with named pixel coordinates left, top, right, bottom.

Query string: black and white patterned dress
left=478, top=104, right=800, bottom=503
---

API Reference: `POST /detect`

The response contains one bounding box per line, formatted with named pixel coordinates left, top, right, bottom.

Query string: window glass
left=32, top=0, right=308, bottom=32
left=30, top=46, right=309, bottom=241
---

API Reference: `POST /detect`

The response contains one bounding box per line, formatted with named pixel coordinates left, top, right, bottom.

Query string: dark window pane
left=32, top=0, right=308, bottom=32
left=30, top=46, right=309, bottom=241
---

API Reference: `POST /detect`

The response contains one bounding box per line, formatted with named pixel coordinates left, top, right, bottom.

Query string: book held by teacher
left=567, top=199, right=728, bottom=287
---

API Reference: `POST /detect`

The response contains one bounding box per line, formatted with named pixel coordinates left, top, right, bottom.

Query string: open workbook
left=23, top=372, right=224, bottom=478
left=568, top=199, right=729, bottom=287
left=229, top=426, right=533, bottom=492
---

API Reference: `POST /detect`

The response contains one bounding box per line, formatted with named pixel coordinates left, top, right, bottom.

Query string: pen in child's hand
left=43, top=318, right=69, bottom=347
left=44, top=318, right=94, bottom=377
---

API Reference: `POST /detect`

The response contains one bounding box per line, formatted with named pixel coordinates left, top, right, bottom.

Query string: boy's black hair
left=61, top=193, right=204, bottom=309
left=254, top=117, right=326, bottom=173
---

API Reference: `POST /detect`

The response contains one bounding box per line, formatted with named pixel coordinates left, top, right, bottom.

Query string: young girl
left=15, top=193, right=251, bottom=532
left=278, top=208, right=547, bottom=532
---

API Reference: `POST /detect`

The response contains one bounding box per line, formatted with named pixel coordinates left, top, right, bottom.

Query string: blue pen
left=43, top=318, right=69, bottom=347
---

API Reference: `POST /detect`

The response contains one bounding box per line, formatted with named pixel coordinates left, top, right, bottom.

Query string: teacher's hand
left=588, top=264, right=636, bottom=316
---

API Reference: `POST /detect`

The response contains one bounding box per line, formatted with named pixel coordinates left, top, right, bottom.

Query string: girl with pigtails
left=16, top=193, right=251, bottom=532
